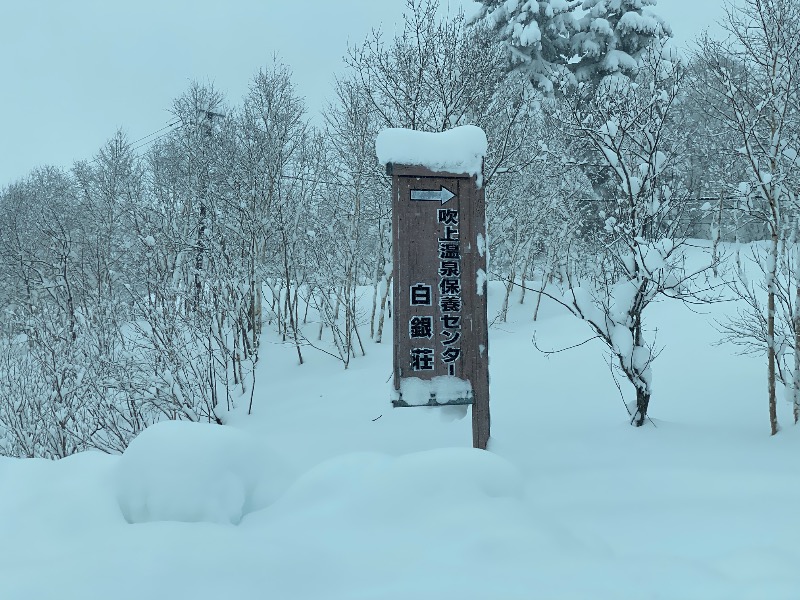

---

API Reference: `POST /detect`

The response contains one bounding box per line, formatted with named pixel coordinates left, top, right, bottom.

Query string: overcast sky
left=0, top=0, right=727, bottom=187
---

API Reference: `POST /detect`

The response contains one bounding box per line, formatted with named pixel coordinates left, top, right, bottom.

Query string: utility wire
left=130, top=122, right=185, bottom=155
left=129, top=120, right=181, bottom=148
left=76, top=120, right=184, bottom=170
left=82, top=119, right=380, bottom=191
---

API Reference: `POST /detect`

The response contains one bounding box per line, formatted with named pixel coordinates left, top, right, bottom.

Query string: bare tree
left=542, top=41, right=717, bottom=426
left=694, top=0, right=800, bottom=434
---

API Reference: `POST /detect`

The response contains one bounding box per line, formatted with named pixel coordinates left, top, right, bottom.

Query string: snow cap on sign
left=375, top=125, right=487, bottom=184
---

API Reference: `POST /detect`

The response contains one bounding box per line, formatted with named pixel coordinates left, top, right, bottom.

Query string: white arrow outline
left=410, top=186, right=456, bottom=205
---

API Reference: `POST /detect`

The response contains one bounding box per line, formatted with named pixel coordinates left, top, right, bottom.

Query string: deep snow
left=1, top=243, right=799, bottom=600
left=376, top=125, right=487, bottom=183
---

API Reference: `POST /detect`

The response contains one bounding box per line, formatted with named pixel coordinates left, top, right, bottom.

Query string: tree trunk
left=794, top=237, right=800, bottom=424
left=795, top=302, right=800, bottom=424
left=519, top=241, right=533, bottom=305
left=533, top=274, right=547, bottom=322
left=375, top=272, right=392, bottom=343
left=499, top=267, right=514, bottom=323
left=632, top=387, right=650, bottom=427
left=369, top=257, right=382, bottom=339
left=767, top=231, right=779, bottom=435
left=711, top=192, right=723, bottom=277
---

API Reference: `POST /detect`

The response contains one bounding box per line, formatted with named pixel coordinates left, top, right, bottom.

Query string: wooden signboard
left=388, top=162, right=490, bottom=450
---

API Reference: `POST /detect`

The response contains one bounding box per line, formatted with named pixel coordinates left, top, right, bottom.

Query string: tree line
left=0, top=0, right=798, bottom=457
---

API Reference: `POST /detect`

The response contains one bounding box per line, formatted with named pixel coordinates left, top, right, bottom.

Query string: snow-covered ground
left=2, top=245, right=800, bottom=599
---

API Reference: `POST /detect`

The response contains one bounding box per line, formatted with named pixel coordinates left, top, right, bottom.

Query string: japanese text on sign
left=408, top=207, right=463, bottom=376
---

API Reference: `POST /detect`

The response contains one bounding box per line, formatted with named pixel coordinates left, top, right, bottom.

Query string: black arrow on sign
left=410, top=186, right=456, bottom=205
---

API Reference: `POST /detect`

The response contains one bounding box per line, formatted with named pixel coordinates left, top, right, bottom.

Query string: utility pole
left=194, top=108, right=225, bottom=311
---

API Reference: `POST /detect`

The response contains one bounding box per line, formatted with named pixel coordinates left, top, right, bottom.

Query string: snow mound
left=0, top=452, right=121, bottom=538
left=379, top=447, right=524, bottom=504
left=273, top=447, right=524, bottom=521
left=375, top=125, right=487, bottom=184
left=115, top=421, right=291, bottom=525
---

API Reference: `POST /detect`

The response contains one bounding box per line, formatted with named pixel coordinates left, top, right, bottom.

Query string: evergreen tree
left=572, top=0, right=671, bottom=82
left=477, top=0, right=671, bottom=89
left=476, top=0, right=579, bottom=92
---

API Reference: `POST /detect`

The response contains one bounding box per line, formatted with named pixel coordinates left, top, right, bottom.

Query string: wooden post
left=388, top=163, right=490, bottom=449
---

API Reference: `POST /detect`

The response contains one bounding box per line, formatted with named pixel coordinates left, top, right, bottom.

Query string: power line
left=129, top=120, right=181, bottom=148
left=74, top=120, right=184, bottom=171
left=80, top=119, right=378, bottom=191
left=130, top=123, right=185, bottom=155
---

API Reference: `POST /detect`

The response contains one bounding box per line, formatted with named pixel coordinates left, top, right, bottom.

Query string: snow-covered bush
left=539, top=39, right=718, bottom=425
left=115, top=421, right=291, bottom=525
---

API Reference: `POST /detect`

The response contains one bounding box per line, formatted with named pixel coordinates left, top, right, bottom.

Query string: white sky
left=0, top=0, right=726, bottom=187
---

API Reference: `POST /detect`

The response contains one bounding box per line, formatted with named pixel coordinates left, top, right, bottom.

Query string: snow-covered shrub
left=115, top=421, right=291, bottom=525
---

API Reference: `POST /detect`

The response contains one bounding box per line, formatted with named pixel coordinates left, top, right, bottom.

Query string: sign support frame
left=388, top=162, right=490, bottom=450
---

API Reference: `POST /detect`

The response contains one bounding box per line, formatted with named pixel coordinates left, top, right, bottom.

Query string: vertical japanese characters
left=408, top=206, right=463, bottom=377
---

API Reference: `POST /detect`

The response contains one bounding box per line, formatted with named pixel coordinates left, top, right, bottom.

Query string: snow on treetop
left=375, top=125, right=487, bottom=182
